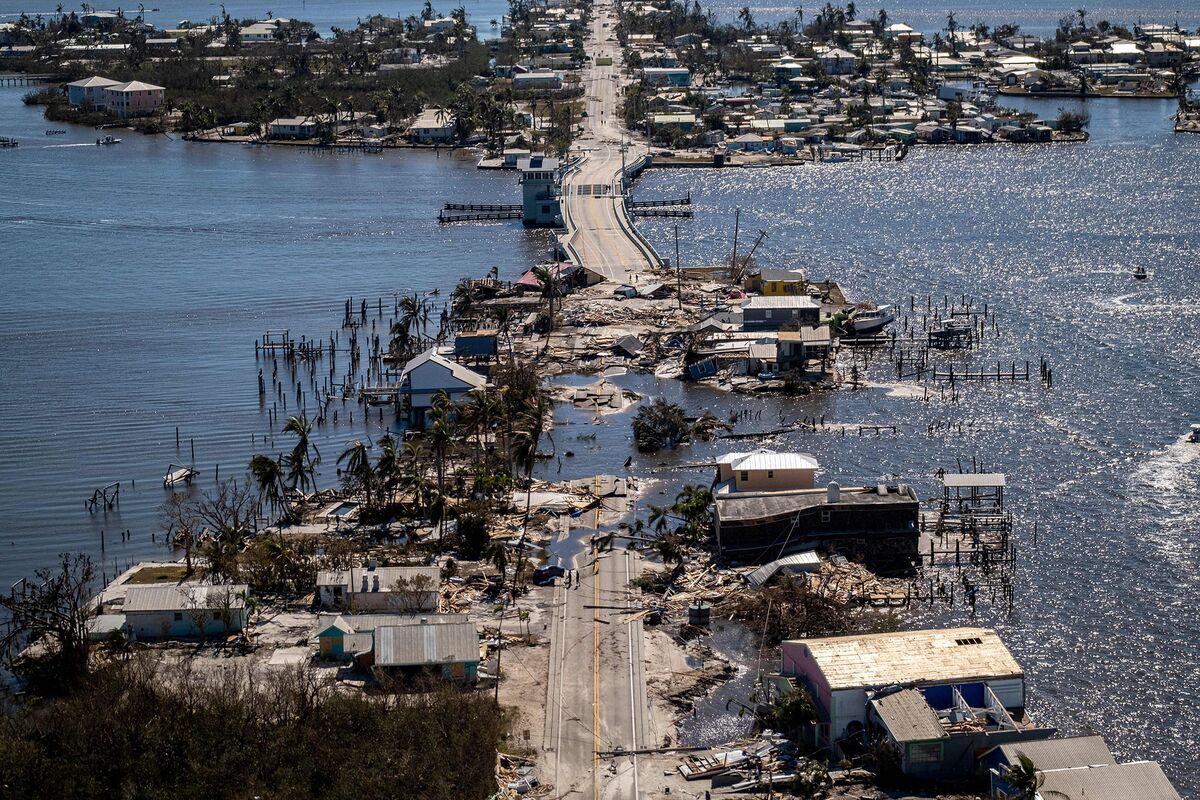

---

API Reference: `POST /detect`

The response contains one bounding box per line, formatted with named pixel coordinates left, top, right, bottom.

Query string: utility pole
left=674, top=224, right=682, bottom=309
left=730, top=207, right=741, bottom=276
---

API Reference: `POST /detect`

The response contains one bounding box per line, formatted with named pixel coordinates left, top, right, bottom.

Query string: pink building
left=101, top=80, right=165, bottom=118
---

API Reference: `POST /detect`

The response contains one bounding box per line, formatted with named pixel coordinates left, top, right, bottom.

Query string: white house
left=408, top=107, right=456, bottom=143
left=398, top=347, right=487, bottom=426
left=818, top=47, right=858, bottom=75
left=316, top=564, right=441, bottom=612
left=66, top=75, right=120, bottom=109
left=239, top=20, right=281, bottom=41
left=269, top=115, right=320, bottom=139
left=122, top=584, right=249, bottom=639
left=641, top=66, right=690, bottom=87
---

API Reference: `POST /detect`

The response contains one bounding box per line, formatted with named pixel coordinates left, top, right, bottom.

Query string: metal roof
left=1037, top=762, right=1179, bottom=800
left=942, top=473, right=1006, bottom=488
left=123, top=584, right=247, bottom=613
left=398, top=348, right=487, bottom=391
left=993, top=736, right=1116, bottom=771
left=743, top=295, right=820, bottom=309
left=374, top=619, right=479, bottom=667
left=719, top=450, right=819, bottom=472
left=745, top=551, right=822, bottom=588
left=870, top=688, right=947, bottom=743
left=785, top=627, right=1022, bottom=691
left=318, top=612, right=464, bottom=635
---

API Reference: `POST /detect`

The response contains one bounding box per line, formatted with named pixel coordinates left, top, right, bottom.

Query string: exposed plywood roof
left=870, top=688, right=947, bottom=743
left=787, top=627, right=1022, bottom=690
left=716, top=484, right=917, bottom=523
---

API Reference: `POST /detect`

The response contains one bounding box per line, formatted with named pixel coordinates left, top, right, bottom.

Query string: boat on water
left=163, top=463, right=197, bottom=488
left=845, top=304, right=895, bottom=335
left=96, top=135, right=121, bottom=145
left=1132, top=265, right=1148, bottom=280
left=1188, top=424, right=1200, bottom=444
left=45, top=129, right=67, bottom=135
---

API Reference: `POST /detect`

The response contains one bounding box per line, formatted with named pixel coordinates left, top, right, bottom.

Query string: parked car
left=532, top=565, right=566, bottom=586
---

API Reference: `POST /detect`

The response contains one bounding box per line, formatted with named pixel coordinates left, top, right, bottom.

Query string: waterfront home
left=408, top=108, right=456, bottom=143
left=519, top=154, right=562, bottom=226
left=102, top=80, right=166, bottom=118
left=1035, top=763, right=1179, bottom=800
left=641, top=66, right=690, bottom=87
left=746, top=267, right=807, bottom=295
left=423, top=16, right=458, bottom=34
left=715, top=449, right=818, bottom=492
left=316, top=564, right=440, bottom=612
left=269, top=116, right=320, bottom=139
left=397, top=347, right=487, bottom=427
left=713, top=479, right=920, bottom=565
left=741, top=295, right=820, bottom=331
left=777, top=326, right=834, bottom=371
left=122, top=584, right=249, bottom=640
left=983, top=735, right=1115, bottom=796
left=725, top=132, right=770, bottom=152
left=66, top=75, right=120, bottom=110
left=780, top=628, right=1048, bottom=768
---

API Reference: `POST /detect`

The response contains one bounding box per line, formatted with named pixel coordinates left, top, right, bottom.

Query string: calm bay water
left=0, top=84, right=551, bottom=589
left=1, top=9, right=1199, bottom=791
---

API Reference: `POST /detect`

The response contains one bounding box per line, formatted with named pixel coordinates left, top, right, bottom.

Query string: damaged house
left=778, top=627, right=1054, bottom=779
left=712, top=451, right=919, bottom=568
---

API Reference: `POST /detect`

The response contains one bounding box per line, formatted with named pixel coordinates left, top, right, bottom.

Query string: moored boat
left=845, top=304, right=895, bottom=335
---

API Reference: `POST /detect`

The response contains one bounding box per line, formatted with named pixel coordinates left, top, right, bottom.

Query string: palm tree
left=1001, top=754, right=1042, bottom=799
left=533, top=265, right=563, bottom=333
left=338, top=439, right=376, bottom=510
left=248, top=453, right=289, bottom=519
left=375, top=433, right=400, bottom=506
left=400, top=440, right=431, bottom=513
left=398, top=295, right=421, bottom=345
left=648, top=504, right=671, bottom=535
left=282, top=413, right=319, bottom=492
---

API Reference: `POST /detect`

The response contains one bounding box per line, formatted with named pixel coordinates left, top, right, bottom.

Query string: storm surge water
left=1, top=28, right=1199, bottom=795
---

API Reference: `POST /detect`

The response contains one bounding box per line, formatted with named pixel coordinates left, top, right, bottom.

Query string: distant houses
left=65, top=75, right=165, bottom=118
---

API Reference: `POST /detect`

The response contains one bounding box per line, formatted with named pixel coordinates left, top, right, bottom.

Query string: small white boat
left=96, top=135, right=121, bottom=145
left=845, top=304, right=895, bottom=335
left=1187, top=424, right=1200, bottom=444
left=163, top=463, right=197, bottom=488
left=1132, top=266, right=1147, bottom=280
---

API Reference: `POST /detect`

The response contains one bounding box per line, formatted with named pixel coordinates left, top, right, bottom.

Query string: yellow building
left=715, top=449, right=818, bottom=492
left=747, top=268, right=808, bottom=296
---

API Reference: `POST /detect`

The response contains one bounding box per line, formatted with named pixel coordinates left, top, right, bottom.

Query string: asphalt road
left=559, top=0, right=655, bottom=285
left=543, top=530, right=649, bottom=799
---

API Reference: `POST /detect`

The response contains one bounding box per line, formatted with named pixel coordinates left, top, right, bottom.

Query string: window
left=819, top=510, right=831, bottom=523
left=739, top=471, right=749, bottom=482
left=173, top=612, right=183, bottom=621
left=764, top=309, right=773, bottom=319
left=908, top=742, right=943, bottom=763
left=767, top=470, right=775, bottom=479
left=954, top=636, right=983, bottom=646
